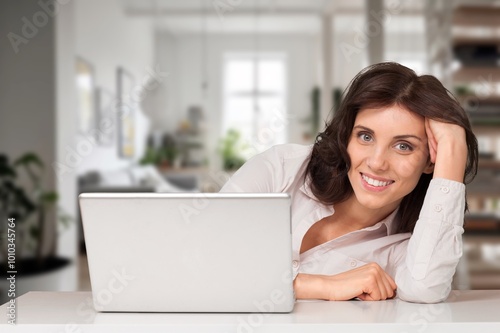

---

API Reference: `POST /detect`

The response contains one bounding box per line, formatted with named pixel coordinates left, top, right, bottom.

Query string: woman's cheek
left=397, top=158, right=424, bottom=179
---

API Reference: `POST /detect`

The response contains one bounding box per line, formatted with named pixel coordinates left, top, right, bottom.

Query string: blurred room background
left=0, top=0, right=499, bottom=300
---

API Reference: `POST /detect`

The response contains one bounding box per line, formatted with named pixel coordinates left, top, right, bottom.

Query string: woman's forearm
left=425, top=118, right=467, bottom=183
left=432, top=140, right=467, bottom=183
left=294, top=273, right=330, bottom=300
left=294, top=263, right=397, bottom=301
left=396, top=178, right=466, bottom=303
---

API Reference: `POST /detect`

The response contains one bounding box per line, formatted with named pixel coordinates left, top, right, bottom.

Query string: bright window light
left=222, top=53, right=287, bottom=157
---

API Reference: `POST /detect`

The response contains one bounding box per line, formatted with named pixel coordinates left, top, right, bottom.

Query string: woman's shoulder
left=261, top=143, right=313, bottom=162
left=220, top=144, right=312, bottom=193
left=260, top=144, right=313, bottom=188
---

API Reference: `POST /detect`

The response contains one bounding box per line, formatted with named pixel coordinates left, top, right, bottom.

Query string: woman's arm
left=394, top=119, right=468, bottom=303
left=295, top=262, right=397, bottom=301
left=425, top=118, right=467, bottom=182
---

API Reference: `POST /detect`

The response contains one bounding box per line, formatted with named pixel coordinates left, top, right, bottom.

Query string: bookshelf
left=426, top=0, right=500, bottom=289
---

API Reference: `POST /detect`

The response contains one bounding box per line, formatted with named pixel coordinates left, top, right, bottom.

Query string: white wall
left=146, top=32, right=179, bottom=133
left=154, top=33, right=318, bottom=167
left=385, top=33, right=427, bottom=73
left=0, top=0, right=58, bottom=258
left=74, top=0, right=155, bottom=173
left=0, top=0, right=78, bottom=289
left=0, top=1, right=56, bottom=169
left=56, top=0, right=78, bottom=263
left=332, top=14, right=427, bottom=89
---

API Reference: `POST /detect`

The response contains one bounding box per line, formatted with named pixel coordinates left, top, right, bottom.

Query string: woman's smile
left=360, top=172, right=395, bottom=191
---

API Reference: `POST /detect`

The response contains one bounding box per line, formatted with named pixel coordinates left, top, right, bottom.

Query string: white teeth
left=362, top=174, right=392, bottom=187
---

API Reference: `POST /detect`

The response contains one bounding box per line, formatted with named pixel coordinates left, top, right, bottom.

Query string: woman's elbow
left=396, top=281, right=451, bottom=304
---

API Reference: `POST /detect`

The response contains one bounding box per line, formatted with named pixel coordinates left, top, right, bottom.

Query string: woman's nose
left=366, top=148, right=389, bottom=171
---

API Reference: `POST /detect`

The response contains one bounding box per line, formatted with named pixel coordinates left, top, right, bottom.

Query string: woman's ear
left=423, top=160, right=434, bottom=174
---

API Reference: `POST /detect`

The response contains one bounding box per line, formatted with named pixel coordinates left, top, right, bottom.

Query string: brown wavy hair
left=306, top=62, right=478, bottom=234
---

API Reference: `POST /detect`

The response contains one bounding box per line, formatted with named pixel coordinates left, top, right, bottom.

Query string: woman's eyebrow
left=354, top=125, right=423, bottom=142
left=353, top=125, right=373, bottom=133
left=393, top=135, right=423, bottom=142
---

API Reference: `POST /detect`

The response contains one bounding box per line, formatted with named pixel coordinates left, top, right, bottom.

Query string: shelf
left=467, top=110, right=500, bottom=120
left=429, top=2, right=500, bottom=238
left=470, top=117, right=500, bottom=126
left=465, top=96, right=500, bottom=104
left=467, top=180, right=500, bottom=195
left=453, top=36, right=500, bottom=46
left=468, top=111, right=500, bottom=118
left=466, top=213, right=500, bottom=221
left=453, top=6, right=500, bottom=27
left=452, top=67, right=500, bottom=83
left=464, top=215, right=500, bottom=235
left=468, top=262, right=500, bottom=274
left=478, top=159, right=500, bottom=169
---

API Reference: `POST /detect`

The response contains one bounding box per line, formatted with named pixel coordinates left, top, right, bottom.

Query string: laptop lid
left=79, top=192, right=295, bottom=313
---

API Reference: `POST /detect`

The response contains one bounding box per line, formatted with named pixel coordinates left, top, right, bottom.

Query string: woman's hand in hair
left=425, top=118, right=467, bottom=183
left=294, top=263, right=397, bottom=301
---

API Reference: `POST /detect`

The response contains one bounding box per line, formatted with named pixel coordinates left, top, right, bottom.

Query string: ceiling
left=121, top=0, right=426, bottom=34
left=122, top=0, right=359, bottom=15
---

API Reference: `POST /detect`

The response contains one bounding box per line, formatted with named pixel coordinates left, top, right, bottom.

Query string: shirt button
left=350, top=260, right=357, bottom=267
left=434, top=204, right=443, bottom=212
left=292, top=260, right=299, bottom=269
left=440, top=186, right=450, bottom=194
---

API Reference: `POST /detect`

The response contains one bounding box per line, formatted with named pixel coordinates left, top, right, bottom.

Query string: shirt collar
left=374, top=208, right=399, bottom=236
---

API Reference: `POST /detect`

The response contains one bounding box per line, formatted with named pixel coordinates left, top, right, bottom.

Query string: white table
left=1, top=290, right=500, bottom=332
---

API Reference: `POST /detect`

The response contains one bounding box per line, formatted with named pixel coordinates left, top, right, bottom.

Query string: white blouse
left=220, top=144, right=466, bottom=303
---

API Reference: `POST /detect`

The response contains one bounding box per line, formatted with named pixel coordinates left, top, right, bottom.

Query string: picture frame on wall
left=95, top=87, right=115, bottom=146
left=76, top=57, right=96, bottom=135
left=117, top=66, right=135, bottom=158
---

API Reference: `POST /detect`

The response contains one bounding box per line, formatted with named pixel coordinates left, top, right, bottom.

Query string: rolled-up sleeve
left=395, top=178, right=465, bottom=303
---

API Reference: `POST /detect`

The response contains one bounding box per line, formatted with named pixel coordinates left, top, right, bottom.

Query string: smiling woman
left=220, top=62, right=479, bottom=304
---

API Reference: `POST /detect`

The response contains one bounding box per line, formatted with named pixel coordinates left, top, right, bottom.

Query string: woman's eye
left=358, top=133, right=372, bottom=142
left=396, top=143, right=413, bottom=151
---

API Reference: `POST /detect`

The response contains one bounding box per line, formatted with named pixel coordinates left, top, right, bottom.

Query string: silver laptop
left=79, top=192, right=295, bottom=313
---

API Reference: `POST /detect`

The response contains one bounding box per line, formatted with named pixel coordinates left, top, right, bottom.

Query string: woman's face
left=346, top=104, right=434, bottom=212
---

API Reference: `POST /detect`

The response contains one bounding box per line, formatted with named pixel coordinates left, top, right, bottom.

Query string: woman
left=220, top=62, right=478, bottom=303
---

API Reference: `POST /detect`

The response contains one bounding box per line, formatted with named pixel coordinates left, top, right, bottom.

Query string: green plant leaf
left=13, top=187, right=36, bottom=212
left=0, top=151, right=64, bottom=259
left=30, top=225, right=40, bottom=239
left=14, top=152, right=44, bottom=169
left=58, top=207, right=74, bottom=229
left=218, top=129, right=248, bottom=171
left=41, top=191, right=58, bottom=203
left=10, top=211, right=21, bottom=221
left=0, top=155, right=16, bottom=177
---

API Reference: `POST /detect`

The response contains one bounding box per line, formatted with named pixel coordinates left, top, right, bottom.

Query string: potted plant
left=301, top=86, right=321, bottom=141
left=0, top=152, right=73, bottom=303
left=140, top=133, right=180, bottom=169
left=218, top=129, right=248, bottom=171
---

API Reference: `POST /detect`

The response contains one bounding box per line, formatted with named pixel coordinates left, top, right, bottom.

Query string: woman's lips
left=360, top=173, right=394, bottom=191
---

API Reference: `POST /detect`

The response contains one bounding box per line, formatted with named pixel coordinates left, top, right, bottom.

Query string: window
left=222, top=53, right=287, bottom=157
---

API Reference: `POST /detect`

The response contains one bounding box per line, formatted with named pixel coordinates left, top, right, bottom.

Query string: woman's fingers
left=380, top=274, right=395, bottom=300
left=293, top=262, right=398, bottom=301
left=425, top=118, right=437, bottom=164
left=369, top=263, right=396, bottom=300
left=328, top=262, right=397, bottom=301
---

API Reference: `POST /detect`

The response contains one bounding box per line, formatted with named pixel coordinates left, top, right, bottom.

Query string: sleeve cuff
left=419, top=178, right=465, bottom=227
